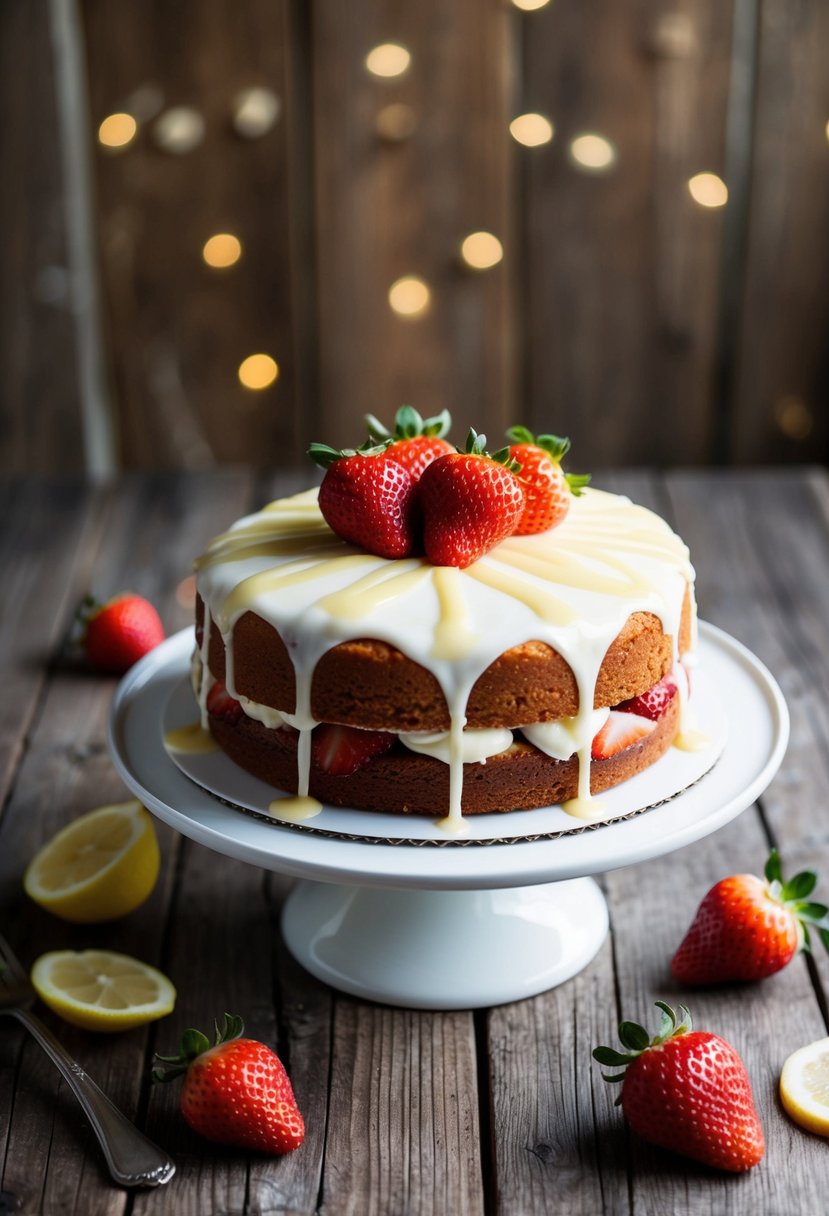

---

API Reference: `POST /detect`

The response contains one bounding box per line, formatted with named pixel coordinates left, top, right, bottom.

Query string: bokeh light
left=460, top=232, right=504, bottom=270
left=509, top=113, right=554, bottom=147
left=202, top=234, right=243, bottom=269
left=365, top=44, right=411, bottom=79
left=512, top=0, right=551, bottom=9
left=375, top=103, right=418, bottom=142
left=569, top=133, right=616, bottom=171
left=238, top=354, right=279, bottom=390
left=98, top=113, right=138, bottom=151
left=388, top=276, right=431, bottom=318
left=153, top=107, right=205, bottom=154
left=688, top=172, right=728, bottom=208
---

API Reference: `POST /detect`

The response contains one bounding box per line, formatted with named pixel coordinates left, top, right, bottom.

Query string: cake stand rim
left=107, top=622, right=789, bottom=891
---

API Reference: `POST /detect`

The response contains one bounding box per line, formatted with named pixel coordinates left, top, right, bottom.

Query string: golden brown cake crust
left=207, top=695, right=681, bottom=816
left=197, top=590, right=692, bottom=731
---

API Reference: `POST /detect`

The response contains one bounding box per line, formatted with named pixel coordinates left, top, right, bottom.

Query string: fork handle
left=2, top=1007, right=175, bottom=1187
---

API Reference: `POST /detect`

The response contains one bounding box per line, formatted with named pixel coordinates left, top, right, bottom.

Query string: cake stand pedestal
left=109, top=624, right=788, bottom=1010
left=281, top=877, right=608, bottom=1009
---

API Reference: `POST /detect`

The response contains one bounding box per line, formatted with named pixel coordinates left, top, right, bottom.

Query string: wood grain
left=731, top=0, right=829, bottom=465
left=80, top=0, right=308, bottom=468
left=0, top=0, right=85, bottom=473
left=312, top=0, right=515, bottom=452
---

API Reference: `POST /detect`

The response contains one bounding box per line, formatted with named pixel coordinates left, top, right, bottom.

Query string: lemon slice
left=31, top=950, right=176, bottom=1032
left=24, top=800, right=160, bottom=923
left=780, top=1037, right=829, bottom=1135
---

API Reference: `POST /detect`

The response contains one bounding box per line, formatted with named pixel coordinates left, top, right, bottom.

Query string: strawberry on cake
left=192, top=409, right=696, bottom=831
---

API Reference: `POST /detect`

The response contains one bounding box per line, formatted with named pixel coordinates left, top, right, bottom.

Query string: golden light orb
left=365, top=43, right=411, bottom=79
left=512, top=0, right=551, bottom=9
left=98, top=112, right=138, bottom=151
left=460, top=231, right=504, bottom=270
left=388, top=276, right=431, bottom=318
left=688, top=172, right=728, bottom=208
left=569, top=133, right=616, bottom=171
left=238, top=354, right=279, bottom=390
left=202, top=233, right=243, bottom=269
left=509, top=113, right=554, bottom=147
left=375, top=103, right=418, bottom=142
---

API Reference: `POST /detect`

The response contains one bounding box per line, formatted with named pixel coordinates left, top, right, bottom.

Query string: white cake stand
left=108, top=624, right=788, bottom=1010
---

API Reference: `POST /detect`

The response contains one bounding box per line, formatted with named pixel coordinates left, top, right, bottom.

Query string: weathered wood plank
left=320, top=1000, right=483, bottom=1216
left=81, top=0, right=309, bottom=468
left=731, top=1, right=829, bottom=464
left=486, top=936, right=630, bottom=1216
left=520, top=2, right=732, bottom=465
left=0, top=1, right=85, bottom=473
left=0, top=471, right=253, bottom=1213
left=0, top=479, right=102, bottom=815
left=312, top=0, right=515, bottom=451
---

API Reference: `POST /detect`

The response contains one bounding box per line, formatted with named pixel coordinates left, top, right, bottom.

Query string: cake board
left=108, top=624, right=788, bottom=1009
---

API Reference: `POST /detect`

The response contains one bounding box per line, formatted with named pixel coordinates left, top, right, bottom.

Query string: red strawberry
left=593, top=1002, right=764, bottom=1172
left=671, top=849, right=829, bottom=985
left=206, top=680, right=243, bottom=725
left=418, top=429, right=525, bottom=568
left=154, top=1013, right=304, bottom=1155
left=365, top=405, right=454, bottom=482
left=312, top=723, right=395, bottom=775
left=617, top=672, right=678, bottom=721
left=505, top=426, right=590, bottom=535
left=591, top=710, right=656, bottom=761
left=309, top=442, right=417, bottom=559
left=81, top=592, right=164, bottom=674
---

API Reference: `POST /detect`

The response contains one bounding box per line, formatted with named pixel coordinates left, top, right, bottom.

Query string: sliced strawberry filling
left=311, top=723, right=396, bottom=776
left=616, top=672, right=679, bottom=721
left=592, top=673, right=679, bottom=761
left=206, top=681, right=244, bottom=725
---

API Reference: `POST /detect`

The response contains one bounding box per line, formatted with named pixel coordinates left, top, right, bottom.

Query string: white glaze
left=195, top=486, right=695, bottom=826
left=399, top=727, right=514, bottom=765
left=523, top=707, right=610, bottom=763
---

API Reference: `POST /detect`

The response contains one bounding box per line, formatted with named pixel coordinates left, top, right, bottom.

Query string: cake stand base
left=281, top=877, right=609, bottom=1009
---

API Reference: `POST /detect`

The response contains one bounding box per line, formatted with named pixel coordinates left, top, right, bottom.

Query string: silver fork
left=0, top=931, right=175, bottom=1188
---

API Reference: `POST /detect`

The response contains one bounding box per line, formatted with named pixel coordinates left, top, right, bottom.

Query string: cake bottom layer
left=207, top=697, right=681, bottom=816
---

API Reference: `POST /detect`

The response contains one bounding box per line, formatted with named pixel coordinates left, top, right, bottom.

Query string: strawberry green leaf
left=802, top=924, right=813, bottom=953
left=592, top=1046, right=633, bottom=1067
left=308, top=439, right=391, bottom=468
left=783, top=871, right=818, bottom=901
left=565, top=473, right=591, bottom=497
left=505, top=424, right=535, bottom=445
left=421, top=409, right=452, bottom=437
left=618, top=1021, right=650, bottom=1052
left=792, top=901, right=829, bottom=922
left=820, top=927, right=829, bottom=952
left=600, top=1072, right=627, bottom=1083
left=764, top=849, right=783, bottom=884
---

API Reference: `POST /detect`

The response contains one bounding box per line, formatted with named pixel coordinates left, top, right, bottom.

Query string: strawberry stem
left=308, top=439, right=391, bottom=468
left=461, top=428, right=522, bottom=473
left=760, top=848, right=829, bottom=952
left=593, top=1002, right=693, bottom=1086
left=152, top=1012, right=245, bottom=1083
left=365, top=405, right=452, bottom=441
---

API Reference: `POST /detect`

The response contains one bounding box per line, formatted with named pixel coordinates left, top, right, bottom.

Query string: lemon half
left=24, top=800, right=160, bottom=923
left=31, top=949, right=176, bottom=1032
left=780, top=1037, right=829, bottom=1136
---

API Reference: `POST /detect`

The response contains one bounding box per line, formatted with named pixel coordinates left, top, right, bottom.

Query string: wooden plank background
left=1, top=0, right=827, bottom=473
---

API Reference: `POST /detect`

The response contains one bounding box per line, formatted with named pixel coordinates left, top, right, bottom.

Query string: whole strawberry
left=671, top=849, right=829, bottom=985
left=593, top=1002, right=764, bottom=1172
left=365, top=405, right=454, bottom=482
left=505, top=426, right=590, bottom=535
left=418, top=429, right=524, bottom=568
left=81, top=592, right=165, bottom=674
left=309, top=441, right=417, bottom=559
left=154, top=1013, right=304, bottom=1155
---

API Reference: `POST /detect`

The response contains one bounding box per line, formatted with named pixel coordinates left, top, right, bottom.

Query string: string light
left=376, top=103, right=418, bottom=142
left=509, top=113, right=554, bottom=147
left=232, top=88, right=281, bottom=138
left=388, top=276, right=431, bottom=318
left=365, top=43, right=411, bottom=79
left=460, top=232, right=503, bottom=270
left=153, top=107, right=205, bottom=154
left=775, top=396, right=813, bottom=440
left=569, top=133, right=616, bottom=171
left=98, top=113, right=138, bottom=151
left=688, top=172, right=728, bottom=208
left=203, top=234, right=243, bottom=269
left=512, top=0, right=551, bottom=9
left=238, top=354, right=279, bottom=390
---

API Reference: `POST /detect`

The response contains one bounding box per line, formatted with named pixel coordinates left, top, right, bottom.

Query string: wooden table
left=2, top=467, right=828, bottom=1215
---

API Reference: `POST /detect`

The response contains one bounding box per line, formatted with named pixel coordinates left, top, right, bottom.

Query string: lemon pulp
left=780, top=1037, right=829, bottom=1136
left=31, top=949, right=176, bottom=1032
left=24, top=800, right=160, bottom=923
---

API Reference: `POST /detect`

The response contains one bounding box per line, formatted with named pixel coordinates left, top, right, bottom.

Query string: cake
left=191, top=480, right=697, bottom=832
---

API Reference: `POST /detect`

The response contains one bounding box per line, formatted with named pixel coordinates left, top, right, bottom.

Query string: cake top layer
left=195, top=486, right=695, bottom=713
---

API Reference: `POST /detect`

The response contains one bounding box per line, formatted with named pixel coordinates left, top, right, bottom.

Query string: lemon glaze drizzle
left=195, top=487, right=696, bottom=829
